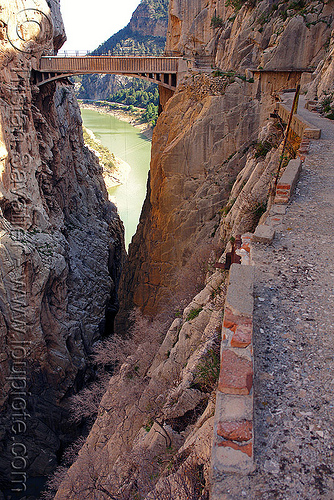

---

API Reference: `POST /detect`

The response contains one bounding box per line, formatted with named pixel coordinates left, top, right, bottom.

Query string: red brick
left=275, top=197, right=289, bottom=202
left=217, top=420, right=253, bottom=442
left=241, top=243, right=251, bottom=253
left=277, top=183, right=291, bottom=190
left=223, top=307, right=252, bottom=333
left=231, top=324, right=252, bottom=348
left=276, top=189, right=289, bottom=196
left=218, top=350, right=253, bottom=395
left=217, top=440, right=253, bottom=457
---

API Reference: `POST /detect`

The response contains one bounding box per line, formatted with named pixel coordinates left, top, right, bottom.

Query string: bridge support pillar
left=158, top=85, right=174, bottom=114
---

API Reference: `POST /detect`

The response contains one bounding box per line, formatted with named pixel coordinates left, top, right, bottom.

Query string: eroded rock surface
left=54, top=0, right=334, bottom=498
left=166, top=0, right=332, bottom=72
left=0, top=0, right=124, bottom=492
left=119, top=0, right=333, bottom=318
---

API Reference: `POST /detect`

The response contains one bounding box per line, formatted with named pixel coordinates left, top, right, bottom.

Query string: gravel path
left=216, top=108, right=334, bottom=498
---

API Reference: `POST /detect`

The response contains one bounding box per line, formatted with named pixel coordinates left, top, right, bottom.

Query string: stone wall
left=211, top=150, right=305, bottom=497
left=211, top=262, right=254, bottom=497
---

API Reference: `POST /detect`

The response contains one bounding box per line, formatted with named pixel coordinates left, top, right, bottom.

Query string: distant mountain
left=77, top=0, right=169, bottom=101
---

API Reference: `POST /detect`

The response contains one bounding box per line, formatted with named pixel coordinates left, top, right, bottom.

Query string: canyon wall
left=0, top=0, right=124, bottom=494
left=166, top=0, right=331, bottom=71
left=55, top=1, right=334, bottom=499
left=307, top=17, right=334, bottom=112
left=121, top=0, right=334, bottom=317
left=128, top=0, right=168, bottom=37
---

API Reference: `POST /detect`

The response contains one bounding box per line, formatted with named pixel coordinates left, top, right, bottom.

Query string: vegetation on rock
left=193, top=345, right=221, bottom=392
left=82, top=126, right=117, bottom=171
left=186, top=307, right=203, bottom=321
left=320, top=93, right=334, bottom=120
left=210, top=15, right=224, bottom=28
left=106, top=79, right=159, bottom=125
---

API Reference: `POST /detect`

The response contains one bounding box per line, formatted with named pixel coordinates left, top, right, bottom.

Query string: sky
left=60, top=0, right=142, bottom=53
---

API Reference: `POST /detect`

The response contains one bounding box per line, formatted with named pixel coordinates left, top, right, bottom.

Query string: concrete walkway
left=214, top=103, right=334, bottom=498
left=282, top=94, right=332, bottom=139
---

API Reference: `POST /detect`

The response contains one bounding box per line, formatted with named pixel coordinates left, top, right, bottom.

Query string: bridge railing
left=56, top=50, right=91, bottom=57
left=39, top=56, right=180, bottom=74
left=55, top=50, right=164, bottom=57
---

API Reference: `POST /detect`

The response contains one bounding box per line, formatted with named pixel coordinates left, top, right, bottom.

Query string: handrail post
left=273, top=84, right=300, bottom=193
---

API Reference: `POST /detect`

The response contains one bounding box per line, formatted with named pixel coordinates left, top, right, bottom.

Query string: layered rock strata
left=0, top=0, right=124, bottom=493
left=55, top=0, right=334, bottom=498
left=120, top=0, right=334, bottom=318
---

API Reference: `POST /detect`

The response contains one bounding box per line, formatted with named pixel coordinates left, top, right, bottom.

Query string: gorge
left=81, top=108, right=151, bottom=248
left=0, top=0, right=334, bottom=499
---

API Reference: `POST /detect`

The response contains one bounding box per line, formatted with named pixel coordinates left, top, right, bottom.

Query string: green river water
left=81, top=108, right=152, bottom=248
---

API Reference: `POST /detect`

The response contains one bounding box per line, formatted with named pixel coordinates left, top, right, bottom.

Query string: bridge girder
left=33, top=70, right=178, bottom=91
left=33, top=56, right=186, bottom=91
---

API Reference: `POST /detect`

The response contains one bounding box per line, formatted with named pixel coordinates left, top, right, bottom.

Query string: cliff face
left=120, top=75, right=260, bottom=315
left=53, top=1, right=334, bottom=498
left=166, top=0, right=332, bottom=70
left=0, top=0, right=124, bottom=492
left=307, top=21, right=334, bottom=113
left=120, top=0, right=334, bottom=317
left=129, top=0, right=168, bottom=38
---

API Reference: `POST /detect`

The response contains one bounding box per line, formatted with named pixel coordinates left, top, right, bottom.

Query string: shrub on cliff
left=320, top=93, right=334, bottom=120
left=210, top=15, right=224, bottom=28
left=170, top=242, right=219, bottom=316
left=41, top=309, right=171, bottom=498
left=68, top=309, right=168, bottom=425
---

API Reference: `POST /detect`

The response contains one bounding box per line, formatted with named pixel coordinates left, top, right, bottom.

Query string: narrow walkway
left=216, top=105, right=334, bottom=498
left=282, top=94, right=331, bottom=139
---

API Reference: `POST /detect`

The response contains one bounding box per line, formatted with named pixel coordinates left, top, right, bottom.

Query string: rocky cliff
left=307, top=16, right=334, bottom=114
left=120, top=0, right=334, bottom=316
left=129, top=0, right=168, bottom=38
left=54, top=1, right=334, bottom=499
left=0, top=0, right=124, bottom=496
left=166, top=0, right=331, bottom=70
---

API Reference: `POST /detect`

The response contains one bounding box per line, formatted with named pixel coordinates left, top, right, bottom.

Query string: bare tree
left=42, top=310, right=173, bottom=499
left=169, top=242, right=220, bottom=315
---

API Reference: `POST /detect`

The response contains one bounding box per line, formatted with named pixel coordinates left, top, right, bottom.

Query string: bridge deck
left=36, top=56, right=183, bottom=90
left=35, top=56, right=314, bottom=92
left=39, top=56, right=181, bottom=74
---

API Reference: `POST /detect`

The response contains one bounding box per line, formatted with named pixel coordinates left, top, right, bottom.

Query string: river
left=80, top=108, right=151, bottom=248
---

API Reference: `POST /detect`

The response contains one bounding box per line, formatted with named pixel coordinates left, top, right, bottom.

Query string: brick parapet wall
left=211, top=264, right=255, bottom=497
left=252, top=156, right=303, bottom=245
left=276, top=102, right=321, bottom=139
left=210, top=109, right=317, bottom=496
left=274, top=157, right=302, bottom=204
left=210, top=148, right=306, bottom=499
